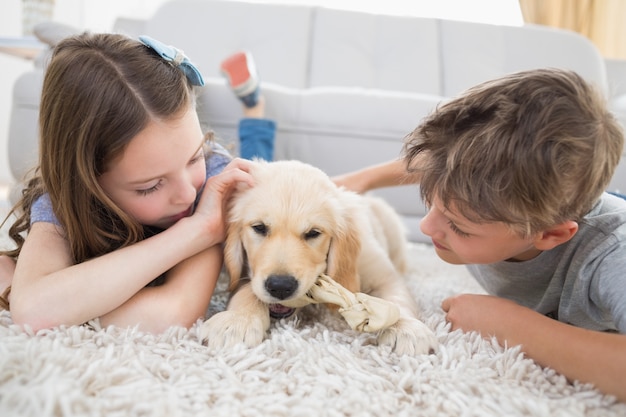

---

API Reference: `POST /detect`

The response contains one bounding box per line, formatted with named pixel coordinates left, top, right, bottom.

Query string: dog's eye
left=251, top=223, right=268, bottom=236
left=304, top=229, right=321, bottom=240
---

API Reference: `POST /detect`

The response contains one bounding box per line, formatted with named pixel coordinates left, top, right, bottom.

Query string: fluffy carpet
left=0, top=223, right=624, bottom=416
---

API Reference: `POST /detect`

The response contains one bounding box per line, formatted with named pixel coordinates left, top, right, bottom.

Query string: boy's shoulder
left=576, top=192, right=626, bottom=248
left=585, top=192, right=626, bottom=228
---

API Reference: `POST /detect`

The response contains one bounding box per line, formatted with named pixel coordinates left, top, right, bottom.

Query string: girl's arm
left=98, top=243, right=223, bottom=332
left=442, top=294, right=626, bottom=402
left=10, top=214, right=219, bottom=331
left=10, top=158, right=254, bottom=331
left=99, top=159, right=257, bottom=332
left=332, top=159, right=420, bottom=194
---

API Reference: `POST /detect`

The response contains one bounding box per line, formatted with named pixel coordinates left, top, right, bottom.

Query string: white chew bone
left=296, top=274, right=400, bottom=332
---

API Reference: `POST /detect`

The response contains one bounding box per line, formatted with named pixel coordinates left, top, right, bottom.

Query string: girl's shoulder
left=205, top=141, right=232, bottom=178
left=31, top=193, right=61, bottom=226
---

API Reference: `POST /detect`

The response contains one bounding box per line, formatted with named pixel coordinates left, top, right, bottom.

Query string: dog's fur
left=200, top=160, right=437, bottom=355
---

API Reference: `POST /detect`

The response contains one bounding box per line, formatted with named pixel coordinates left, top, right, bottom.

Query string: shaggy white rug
left=0, top=223, right=625, bottom=416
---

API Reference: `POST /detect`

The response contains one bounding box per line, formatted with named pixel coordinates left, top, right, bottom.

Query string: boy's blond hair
left=404, top=68, right=624, bottom=236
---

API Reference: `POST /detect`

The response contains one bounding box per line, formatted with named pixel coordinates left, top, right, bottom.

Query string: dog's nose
left=265, top=275, right=299, bottom=300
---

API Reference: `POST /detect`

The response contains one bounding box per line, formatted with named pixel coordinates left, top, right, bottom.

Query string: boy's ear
left=533, top=221, right=579, bottom=250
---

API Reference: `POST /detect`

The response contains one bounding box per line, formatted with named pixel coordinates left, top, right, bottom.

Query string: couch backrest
left=439, top=20, right=608, bottom=97
left=145, top=0, right=314, bottom=88
left=308, top=8, right=442, bottom=95
left=145, top=0, right=609, bottom=98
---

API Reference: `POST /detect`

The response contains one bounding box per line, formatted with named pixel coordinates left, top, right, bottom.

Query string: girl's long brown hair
left=2, top=32, right=196, bottom=263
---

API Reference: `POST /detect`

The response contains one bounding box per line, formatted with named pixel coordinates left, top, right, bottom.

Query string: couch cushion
left=145, top=0, right=313, bottom=88
left=309, top=8, right=442, bottom=95
left=440, top=20, right=609, bottom=97
left=279, top=86, right=441, bottom=170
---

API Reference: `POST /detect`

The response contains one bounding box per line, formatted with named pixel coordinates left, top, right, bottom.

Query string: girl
left=0, top=32, right=254, bottom=333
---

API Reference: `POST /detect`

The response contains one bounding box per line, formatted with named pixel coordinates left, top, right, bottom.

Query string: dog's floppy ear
left=325, top=205, right=361, bottom=293
left=224, top=221, right=247, bottom=291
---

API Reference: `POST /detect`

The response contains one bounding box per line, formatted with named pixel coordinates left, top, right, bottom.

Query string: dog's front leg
left=373, top=279, right=439, bottom=356
left=200, top=282, right=270, bottom=349
left=362, top=259, right=438, bottom=355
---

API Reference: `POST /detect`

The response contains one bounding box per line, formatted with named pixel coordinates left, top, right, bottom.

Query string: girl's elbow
left=10, top=298, right=55, bottom=332
left=169, top=298, right=207, bottom=330
left=141, top=312, right=201, bottom=333
left=138, top=298, right=205, bottom=332
left=172, top=307, right=205, bottom=330
left=9, top=286, right=66, bottom=331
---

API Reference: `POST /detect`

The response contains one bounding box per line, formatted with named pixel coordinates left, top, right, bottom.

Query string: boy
left=334, top=68, right=626, bottom=401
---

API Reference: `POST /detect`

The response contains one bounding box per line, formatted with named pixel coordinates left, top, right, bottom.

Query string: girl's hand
left=191, top=158, right=256, bottom=242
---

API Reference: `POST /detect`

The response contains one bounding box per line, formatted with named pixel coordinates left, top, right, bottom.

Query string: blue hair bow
left=138, top=35, right=205, bottom=87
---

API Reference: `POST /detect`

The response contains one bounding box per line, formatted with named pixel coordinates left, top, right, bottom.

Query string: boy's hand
left=442, top=294, right=529, bottom=340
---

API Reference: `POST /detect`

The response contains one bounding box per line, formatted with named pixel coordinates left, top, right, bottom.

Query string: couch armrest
left=8, top=70, right=43, bottom=183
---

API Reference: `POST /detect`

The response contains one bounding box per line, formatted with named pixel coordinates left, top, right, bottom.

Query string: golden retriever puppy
left=200, top=160, right=438, bottom=355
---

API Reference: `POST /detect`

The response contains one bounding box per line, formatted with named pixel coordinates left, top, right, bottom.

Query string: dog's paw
left=377, top=317, right=438, bottom=355
left=199, top=310, right=268, bottom=350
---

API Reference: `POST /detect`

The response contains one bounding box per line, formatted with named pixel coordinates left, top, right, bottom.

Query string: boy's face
left=420, top=196, right=542, bottom=264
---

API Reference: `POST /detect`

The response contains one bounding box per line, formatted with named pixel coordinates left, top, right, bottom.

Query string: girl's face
left=419, top=195, right=542, bottom=264
left=98, top=106, right=206, bottom=230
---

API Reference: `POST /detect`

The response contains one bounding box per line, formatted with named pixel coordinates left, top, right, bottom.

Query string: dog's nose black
left=265, top=275, right=298, bottom=300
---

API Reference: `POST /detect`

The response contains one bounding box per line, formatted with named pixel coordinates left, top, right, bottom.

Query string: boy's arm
left=332, top=159, right=420, bottom=193
left=442, top=294, right=626, bottom=402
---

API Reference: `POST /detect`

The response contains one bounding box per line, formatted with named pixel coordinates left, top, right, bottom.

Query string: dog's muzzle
left=265, top=274, right=299, bottom=319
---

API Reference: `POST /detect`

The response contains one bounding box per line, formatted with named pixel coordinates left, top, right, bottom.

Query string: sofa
left=8, top=0, right=626, bottom=242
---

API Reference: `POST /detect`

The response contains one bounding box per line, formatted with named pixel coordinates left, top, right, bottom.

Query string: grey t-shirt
left=468, top=192, right=626, bottom=333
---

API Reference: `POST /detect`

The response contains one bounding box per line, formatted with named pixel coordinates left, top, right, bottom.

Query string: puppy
left=200, top=160, right=437, bottom=355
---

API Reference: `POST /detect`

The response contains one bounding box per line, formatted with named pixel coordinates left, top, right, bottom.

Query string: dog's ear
left=326, top=208, right=361, bottom=293
left=224, top=221, right=247, bottom=291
